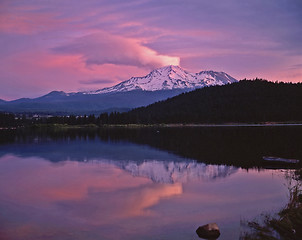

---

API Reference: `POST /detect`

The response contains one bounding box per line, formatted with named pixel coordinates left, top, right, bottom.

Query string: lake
left=0, top=126, right=301, bottom=240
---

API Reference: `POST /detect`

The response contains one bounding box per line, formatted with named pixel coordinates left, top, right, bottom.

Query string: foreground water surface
left=0, top=126, right=301, bottom=240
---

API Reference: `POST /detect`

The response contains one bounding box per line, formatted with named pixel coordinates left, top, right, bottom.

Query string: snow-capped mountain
left=0, top=65, right=237, bottom=114
left=86, top=65, right=237, bottom=94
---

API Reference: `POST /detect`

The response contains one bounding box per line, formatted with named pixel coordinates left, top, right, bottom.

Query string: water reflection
left=0, top=154, right=289, bottom=240
left=1, top=126, right=301, bottom=168
left=113, top=160, right=238, bottom=183
left=0, top=128, right=299, bottom=239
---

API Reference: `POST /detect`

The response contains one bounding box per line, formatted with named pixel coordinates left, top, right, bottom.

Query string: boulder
left=196, top=223, right=220, bottom=239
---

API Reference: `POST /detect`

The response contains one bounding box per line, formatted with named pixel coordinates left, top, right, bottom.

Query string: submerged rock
left=196, top=223, right=220, bottom=239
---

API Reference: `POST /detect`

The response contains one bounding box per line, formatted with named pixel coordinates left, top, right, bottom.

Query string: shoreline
left=101, top=122, right=302, bottom=128
left=1, top=122, right=302, bottom=130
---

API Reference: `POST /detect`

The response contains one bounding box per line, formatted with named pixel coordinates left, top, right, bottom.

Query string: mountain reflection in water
left=112, top=160, right=238, bottom=183
left=0, top=127, right=300, bottom=240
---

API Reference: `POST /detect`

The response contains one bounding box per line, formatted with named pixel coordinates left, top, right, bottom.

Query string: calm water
left=0, top=127, right=301, bottom=240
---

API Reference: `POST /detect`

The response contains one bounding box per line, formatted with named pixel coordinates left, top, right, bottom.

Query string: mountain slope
left=0, top=65, right=237, bottom=115
left=114, top=80, right=302, bottom=123
left=0, top=90, right=186, bottom=115
left=86, top=65, right=237, bottom=94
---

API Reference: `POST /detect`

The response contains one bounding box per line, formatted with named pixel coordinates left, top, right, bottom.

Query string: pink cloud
left=0, top=48, right=152, bottom=99
left=0, top=0, right=301, bottom=101
left=52, top=32, right=180, bottom=69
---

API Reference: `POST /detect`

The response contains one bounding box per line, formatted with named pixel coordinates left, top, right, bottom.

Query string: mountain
left=0, top=89, right=187, bottom=115
left=0, top=65, right=237, bottom=115
left=86, top=65, right=237, bottom=94
left=110, top=79, right=302, bottom=124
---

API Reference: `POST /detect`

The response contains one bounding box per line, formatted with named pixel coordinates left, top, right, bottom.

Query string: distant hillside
left=0, top=90, right=185, bottom=115
left=120, top=79, right=302, bottom=124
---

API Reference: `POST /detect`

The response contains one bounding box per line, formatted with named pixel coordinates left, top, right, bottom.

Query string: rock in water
left=196, top=223, right=220, bottom=239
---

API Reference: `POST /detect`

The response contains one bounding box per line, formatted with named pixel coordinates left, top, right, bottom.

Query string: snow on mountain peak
left=86, top=65, right=237, bottom=94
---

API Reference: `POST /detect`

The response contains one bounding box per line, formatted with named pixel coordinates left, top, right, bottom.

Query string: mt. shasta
left=86, top=65, right=237, bottom=94
left=0, top=66, right=237, bottom=115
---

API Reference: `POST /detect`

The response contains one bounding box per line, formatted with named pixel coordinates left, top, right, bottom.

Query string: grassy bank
left=242, top=170, right=302, bottom=240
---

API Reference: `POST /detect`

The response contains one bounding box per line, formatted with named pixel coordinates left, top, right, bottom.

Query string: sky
left=0, top=0, right=302, bottom=100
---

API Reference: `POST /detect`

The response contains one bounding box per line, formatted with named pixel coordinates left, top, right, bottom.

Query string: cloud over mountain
left=52, top=32, right=180, bottom=69
left=0, top=0, right=301, bottom=100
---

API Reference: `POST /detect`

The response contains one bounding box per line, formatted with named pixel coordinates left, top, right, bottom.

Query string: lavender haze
left=0, top=0, right=301, bottom=100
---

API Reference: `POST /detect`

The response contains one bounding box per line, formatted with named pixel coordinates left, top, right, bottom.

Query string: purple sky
left=0, top=0, right=301, bottom=100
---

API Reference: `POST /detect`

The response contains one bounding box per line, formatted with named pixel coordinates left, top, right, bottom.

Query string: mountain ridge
left=85, top=65, right=237, bottom=94
left=0, top=65, right=237, bottom=115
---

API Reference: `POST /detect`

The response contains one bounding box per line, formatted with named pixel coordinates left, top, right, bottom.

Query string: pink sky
left=0, top=0, right=301, bottom=100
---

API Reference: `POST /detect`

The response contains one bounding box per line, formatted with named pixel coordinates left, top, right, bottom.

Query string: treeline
left=1, top=79, right=302, bottom=127
left=102, top=79, right=302, bottom=124
left=125, top=79, right=302, bottom=124
left=0, top=112, right=121, bottom=127
left=0, top=113, right=18, bottom=127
